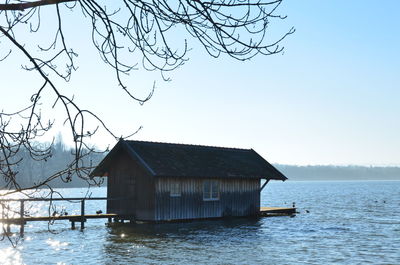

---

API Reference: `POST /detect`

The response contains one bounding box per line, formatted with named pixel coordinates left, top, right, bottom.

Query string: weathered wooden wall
left=107, top=150, right=155, bottom=220
left=154, top=178, right=260, bottom=221
left=134, top=164, right=155, bottom=220
left=107, top=152, right=132, bottom=215
left=106, top=150, right=261, bottom=221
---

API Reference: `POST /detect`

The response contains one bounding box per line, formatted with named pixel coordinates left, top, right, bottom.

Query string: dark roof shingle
left=91, top=140, right=286, bottom=180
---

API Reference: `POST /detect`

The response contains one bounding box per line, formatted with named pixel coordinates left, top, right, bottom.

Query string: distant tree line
left=0, top=137, right=105, bottom=189
left=276, top=165, right=400, bottom=181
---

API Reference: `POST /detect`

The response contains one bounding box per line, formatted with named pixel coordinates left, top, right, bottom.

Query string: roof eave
left=90, top=139, right=157, bottom=178
left=250, top=149, right=288, bottom=181
left=89, top=140, right=125, bottom=178
left=152, top=174, right=287, bottom=180
left=120, top=140, right=156, bottom=176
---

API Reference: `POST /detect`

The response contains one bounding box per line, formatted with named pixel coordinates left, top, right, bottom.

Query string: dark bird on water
left=305, top=210, right=310, bottom=213
left=292, top=202, right=296, bottom=208
left=96, top=210, right=103, bottom=214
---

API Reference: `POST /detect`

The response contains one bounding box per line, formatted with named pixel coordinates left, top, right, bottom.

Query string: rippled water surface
left=1, top=181, right=399, bottom=264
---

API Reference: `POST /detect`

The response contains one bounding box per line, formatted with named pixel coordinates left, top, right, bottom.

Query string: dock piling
left=80, top=199, right=85, bottom=230
left=20, top=200, right=25, bottom=236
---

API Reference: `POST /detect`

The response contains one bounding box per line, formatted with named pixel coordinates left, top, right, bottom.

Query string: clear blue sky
left=1, top=0, right=399, bottom=166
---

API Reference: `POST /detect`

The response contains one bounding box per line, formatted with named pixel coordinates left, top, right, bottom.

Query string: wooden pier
left=0, top=197, right=296, bottom=236
left=259, top=207, right=296, bottom=217
left=0, top=213, right=119, bottom=230
left=0, top=197, right=121, bottom=235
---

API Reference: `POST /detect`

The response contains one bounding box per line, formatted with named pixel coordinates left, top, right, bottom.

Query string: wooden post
left=71, top=221, right=76, bottom=230
left=5, top=202, right=10, bottom=234
left=20, top=200, right=25, bottom=236
left=1, top=202, right=3, bottom=234
left=80, top=199, right=85, bottom=230
left=260, top=179, right=270, bottom=192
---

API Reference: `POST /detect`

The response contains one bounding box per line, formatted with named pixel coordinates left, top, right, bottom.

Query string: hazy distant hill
left=0, top=140, right=105, bottom=189
left=275, top=165, right=400, bottom=181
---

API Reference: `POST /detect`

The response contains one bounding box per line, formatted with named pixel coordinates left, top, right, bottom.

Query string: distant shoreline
left=275, top=165, right=400, bottom=182
left=2, top=165, right=399, bottom=189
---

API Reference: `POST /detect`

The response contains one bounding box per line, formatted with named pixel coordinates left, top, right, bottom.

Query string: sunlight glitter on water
left=46, top=238, right=69, bottom=251
left=0, top=247, right=24, bottom=265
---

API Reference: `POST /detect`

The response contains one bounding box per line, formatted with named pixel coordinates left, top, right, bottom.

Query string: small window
left=170, top=182, right=181, bottom=197
left=203, top=180, right=219, bottom=201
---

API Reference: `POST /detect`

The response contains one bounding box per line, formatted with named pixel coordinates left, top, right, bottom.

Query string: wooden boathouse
left=90, top=140, right=287, bottom=222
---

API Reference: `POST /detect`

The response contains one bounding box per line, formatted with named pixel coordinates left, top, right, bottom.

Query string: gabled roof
left=90, top=140, right=287, bottom=181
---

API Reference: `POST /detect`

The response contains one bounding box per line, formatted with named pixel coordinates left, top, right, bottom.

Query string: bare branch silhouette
left=0, top=0, right=293, bottom=243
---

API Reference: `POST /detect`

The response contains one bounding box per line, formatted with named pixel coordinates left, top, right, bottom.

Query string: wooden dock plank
left=0, top=208, right=296, bottom=224
left=0, top=206, right=296, bottom=236
left=0, top=213, right=118, bottom=224
left=259, top=207, right=296, bottom=216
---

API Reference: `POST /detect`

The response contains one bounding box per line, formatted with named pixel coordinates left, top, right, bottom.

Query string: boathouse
left=90, top=140, right=287, bottom=221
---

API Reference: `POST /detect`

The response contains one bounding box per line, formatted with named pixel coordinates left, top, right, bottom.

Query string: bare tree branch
left=0, top=0, right=76, bottom=11
left=0, top=0, right=293, bottom=243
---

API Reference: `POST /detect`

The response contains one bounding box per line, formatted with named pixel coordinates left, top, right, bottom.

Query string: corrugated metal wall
left=155, top=178, right=260, bottom=221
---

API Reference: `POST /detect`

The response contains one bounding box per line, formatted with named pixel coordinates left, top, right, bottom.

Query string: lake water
left=1, top=181, right=399, bottom=264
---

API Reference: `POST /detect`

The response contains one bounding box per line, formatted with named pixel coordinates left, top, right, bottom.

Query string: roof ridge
left=125, top=139, right=252, bottom=152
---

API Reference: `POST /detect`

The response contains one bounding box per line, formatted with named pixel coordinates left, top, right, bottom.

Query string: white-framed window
left=170, top=182, right=181, bottom=197
left=203, top=180, right=219, bottom=201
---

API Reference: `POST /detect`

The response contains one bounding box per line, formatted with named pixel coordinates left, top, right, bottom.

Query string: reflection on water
left=106, top=218, right=264, bottom=248
left=0, top=181, right=399, bottom=265
left=108, top=217, right=263, bottom=238
left=102, top=218, right=267, bottom=265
